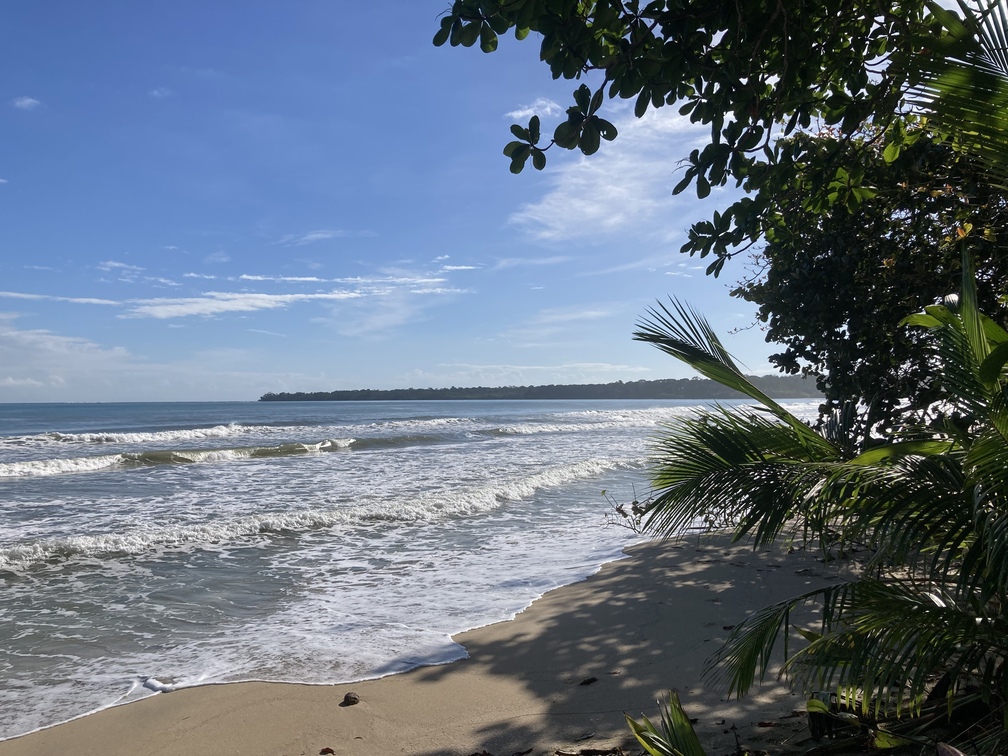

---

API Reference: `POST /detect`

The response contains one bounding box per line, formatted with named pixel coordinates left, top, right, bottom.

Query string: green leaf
left=872, top=728, right=914, bottom=749
left=596, top=118, right=618, bottom=141
left=626, top=691, right=706, bottom=756
left=579, top=119, right=601, bottom=155
left=849, top=440, right=957, bottom=465
left=636, top=88, right=651, bottom=117
left=979, top=340, right=1008, bottom=385
left=574, top=83, right=591, bottom=113
left=696, top=174, right=711, bottom=199
left=433, top=25, right=451, bottom=47
left=479, top=24, right=498, bottom=53
left=503, top=140, right=524, bottom=157
left=510, top=124, right=530, bottom=141
left=882, top=141, right=901, bottom=163
left=460, top=21, right=481, bottom=47
left=554, top=120, right=578, bottom=149
left=531, top=148, right=546, bottom=170
left=487, top=14, right=510, bottom=35
left=806, top=698, right=831, bottom=714
left=515, top=26, right=529, bottom=40
left=528, top=115, right=540, bottom=144
left=508, top=144, right=531, bottom=173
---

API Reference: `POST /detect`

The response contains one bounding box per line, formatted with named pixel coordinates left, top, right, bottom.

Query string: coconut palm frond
left=910, top=0, right=1008, bottom=184
left=823, top=452, right=973, bottom=577
left=644, top=406, right=840, bottom=545
left=626, top=691, right=707, bottom=756
left=634, top=298, right=823, bottom=442
left=703, top=585, right=843, bottom=700
left=787, top=577, right=1008, bottom=717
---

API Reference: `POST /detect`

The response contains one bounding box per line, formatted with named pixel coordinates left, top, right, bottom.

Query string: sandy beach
left=0, top=534, right=850, bottom=756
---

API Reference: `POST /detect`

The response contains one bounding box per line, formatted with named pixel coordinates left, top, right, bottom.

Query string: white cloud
left=148, top=87, right=173, bottom=98
left=124, top=290, right=363, bottom=319
left=204, top=251, right=231, bottom=264
left=98, top=260, right=144, bottom=272
left=506, top=98, right=563, bottom=120
left=276, top=229, right=375, bottom=246
left=144, top=276, right=180, bottom=287
left=11, top=96, right=40, bottom=110
left=508, top=108, right=719, bottom=244
left=0, top=313, right=312, bottom=402
left=441, top=265, right=478, bottom=271
left=0, top=291, right=119, bottom=306
left=0, top=178, right=7, bottom=184
left=239, top=274, right=327, bottom=283
left=492, top=255, right=571, bottom=271
left=530, top=306, right=615, bottom=324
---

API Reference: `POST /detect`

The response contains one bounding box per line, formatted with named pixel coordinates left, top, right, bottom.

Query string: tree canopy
left=733, top=122, right=1008, bottom=428
left=434, top=0, right=941, bottom=274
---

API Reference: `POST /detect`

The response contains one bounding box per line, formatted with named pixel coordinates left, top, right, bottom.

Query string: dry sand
left=0, top=534, right=852, bottom=756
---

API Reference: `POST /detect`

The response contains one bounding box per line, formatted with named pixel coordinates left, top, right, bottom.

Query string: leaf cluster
left=731, top=122, right=1008, bottom=432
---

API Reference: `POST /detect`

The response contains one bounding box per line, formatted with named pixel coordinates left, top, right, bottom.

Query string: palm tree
left=632, top=252, right=1008, bottom=750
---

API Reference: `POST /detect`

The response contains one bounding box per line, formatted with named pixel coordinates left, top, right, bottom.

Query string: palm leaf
left=626, top=690, right=707, bottom=756
left=909, top=0, right=1008, bottom=184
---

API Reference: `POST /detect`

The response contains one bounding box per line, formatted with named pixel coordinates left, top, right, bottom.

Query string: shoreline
left=0, top=534, right=848, bottom=756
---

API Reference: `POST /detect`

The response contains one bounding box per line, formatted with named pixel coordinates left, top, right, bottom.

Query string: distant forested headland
left=259, top=375, right=820, bottom=402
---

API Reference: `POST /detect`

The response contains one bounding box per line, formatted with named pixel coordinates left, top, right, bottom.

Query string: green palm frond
left=634, top=298, right=821, bottom=443
left=703, top=585, right=842, bottom=699
left=644, top=406, right=841, bottom=545
left=787, top=577, right=1008, bottom=717
left=626, top=690, right=707, bottom=756
left=910, top=0, right=1008, bottom=183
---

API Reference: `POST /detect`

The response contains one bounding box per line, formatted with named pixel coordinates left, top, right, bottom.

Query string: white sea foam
left=0, top=456, right=634, bottom=569
left=0, top=438, right=357, bottom=478
left=0, top=455, right=125, bottom=478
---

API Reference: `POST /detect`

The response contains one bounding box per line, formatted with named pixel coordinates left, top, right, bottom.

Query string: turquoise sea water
left=0, top=399, right=818, bottom=740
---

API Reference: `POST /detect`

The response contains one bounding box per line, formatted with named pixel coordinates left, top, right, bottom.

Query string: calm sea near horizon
left=0, top=398, right=818, bottom=740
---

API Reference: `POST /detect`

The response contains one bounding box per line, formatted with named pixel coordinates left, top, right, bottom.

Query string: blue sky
left=0, top=1, right=775, bottom=402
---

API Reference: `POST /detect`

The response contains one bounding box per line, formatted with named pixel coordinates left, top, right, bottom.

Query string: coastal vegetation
left=258, top=375, right=819, bottom=402
left=437, top=0, right=1008, bottom=751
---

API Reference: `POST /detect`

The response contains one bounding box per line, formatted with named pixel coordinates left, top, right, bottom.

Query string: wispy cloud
left=0, top=178, right=8, bottom=184
left=11, top=96, right=40, bottom=110
left=204, top=251, right=230, bottom=264
left=148, top=87, right=173, bottom=98
left=506, top=98, right=563, bottom=120
left=239, top=274, right=327, bottom=283
left=441, top=265, right=478, bottom=271
left=529, top=306, right=616, bottom=324
left=277, top=229, right=374, bottom=246
left=508, top=109, right=717, bottom=244
left=0, top=291, right=119, bottom=306
left=98, top=260, right=144, bottom=272
left=124, top=290, right=363, bottom=319
left=492, top=256, right=571, bottom=271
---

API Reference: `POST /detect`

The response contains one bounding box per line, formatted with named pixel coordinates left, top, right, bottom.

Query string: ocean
left=0, top=398, right=818, bottom=740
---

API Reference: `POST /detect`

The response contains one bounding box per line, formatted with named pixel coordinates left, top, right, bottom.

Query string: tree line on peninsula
left=258, top=374, right=818, bottom=402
